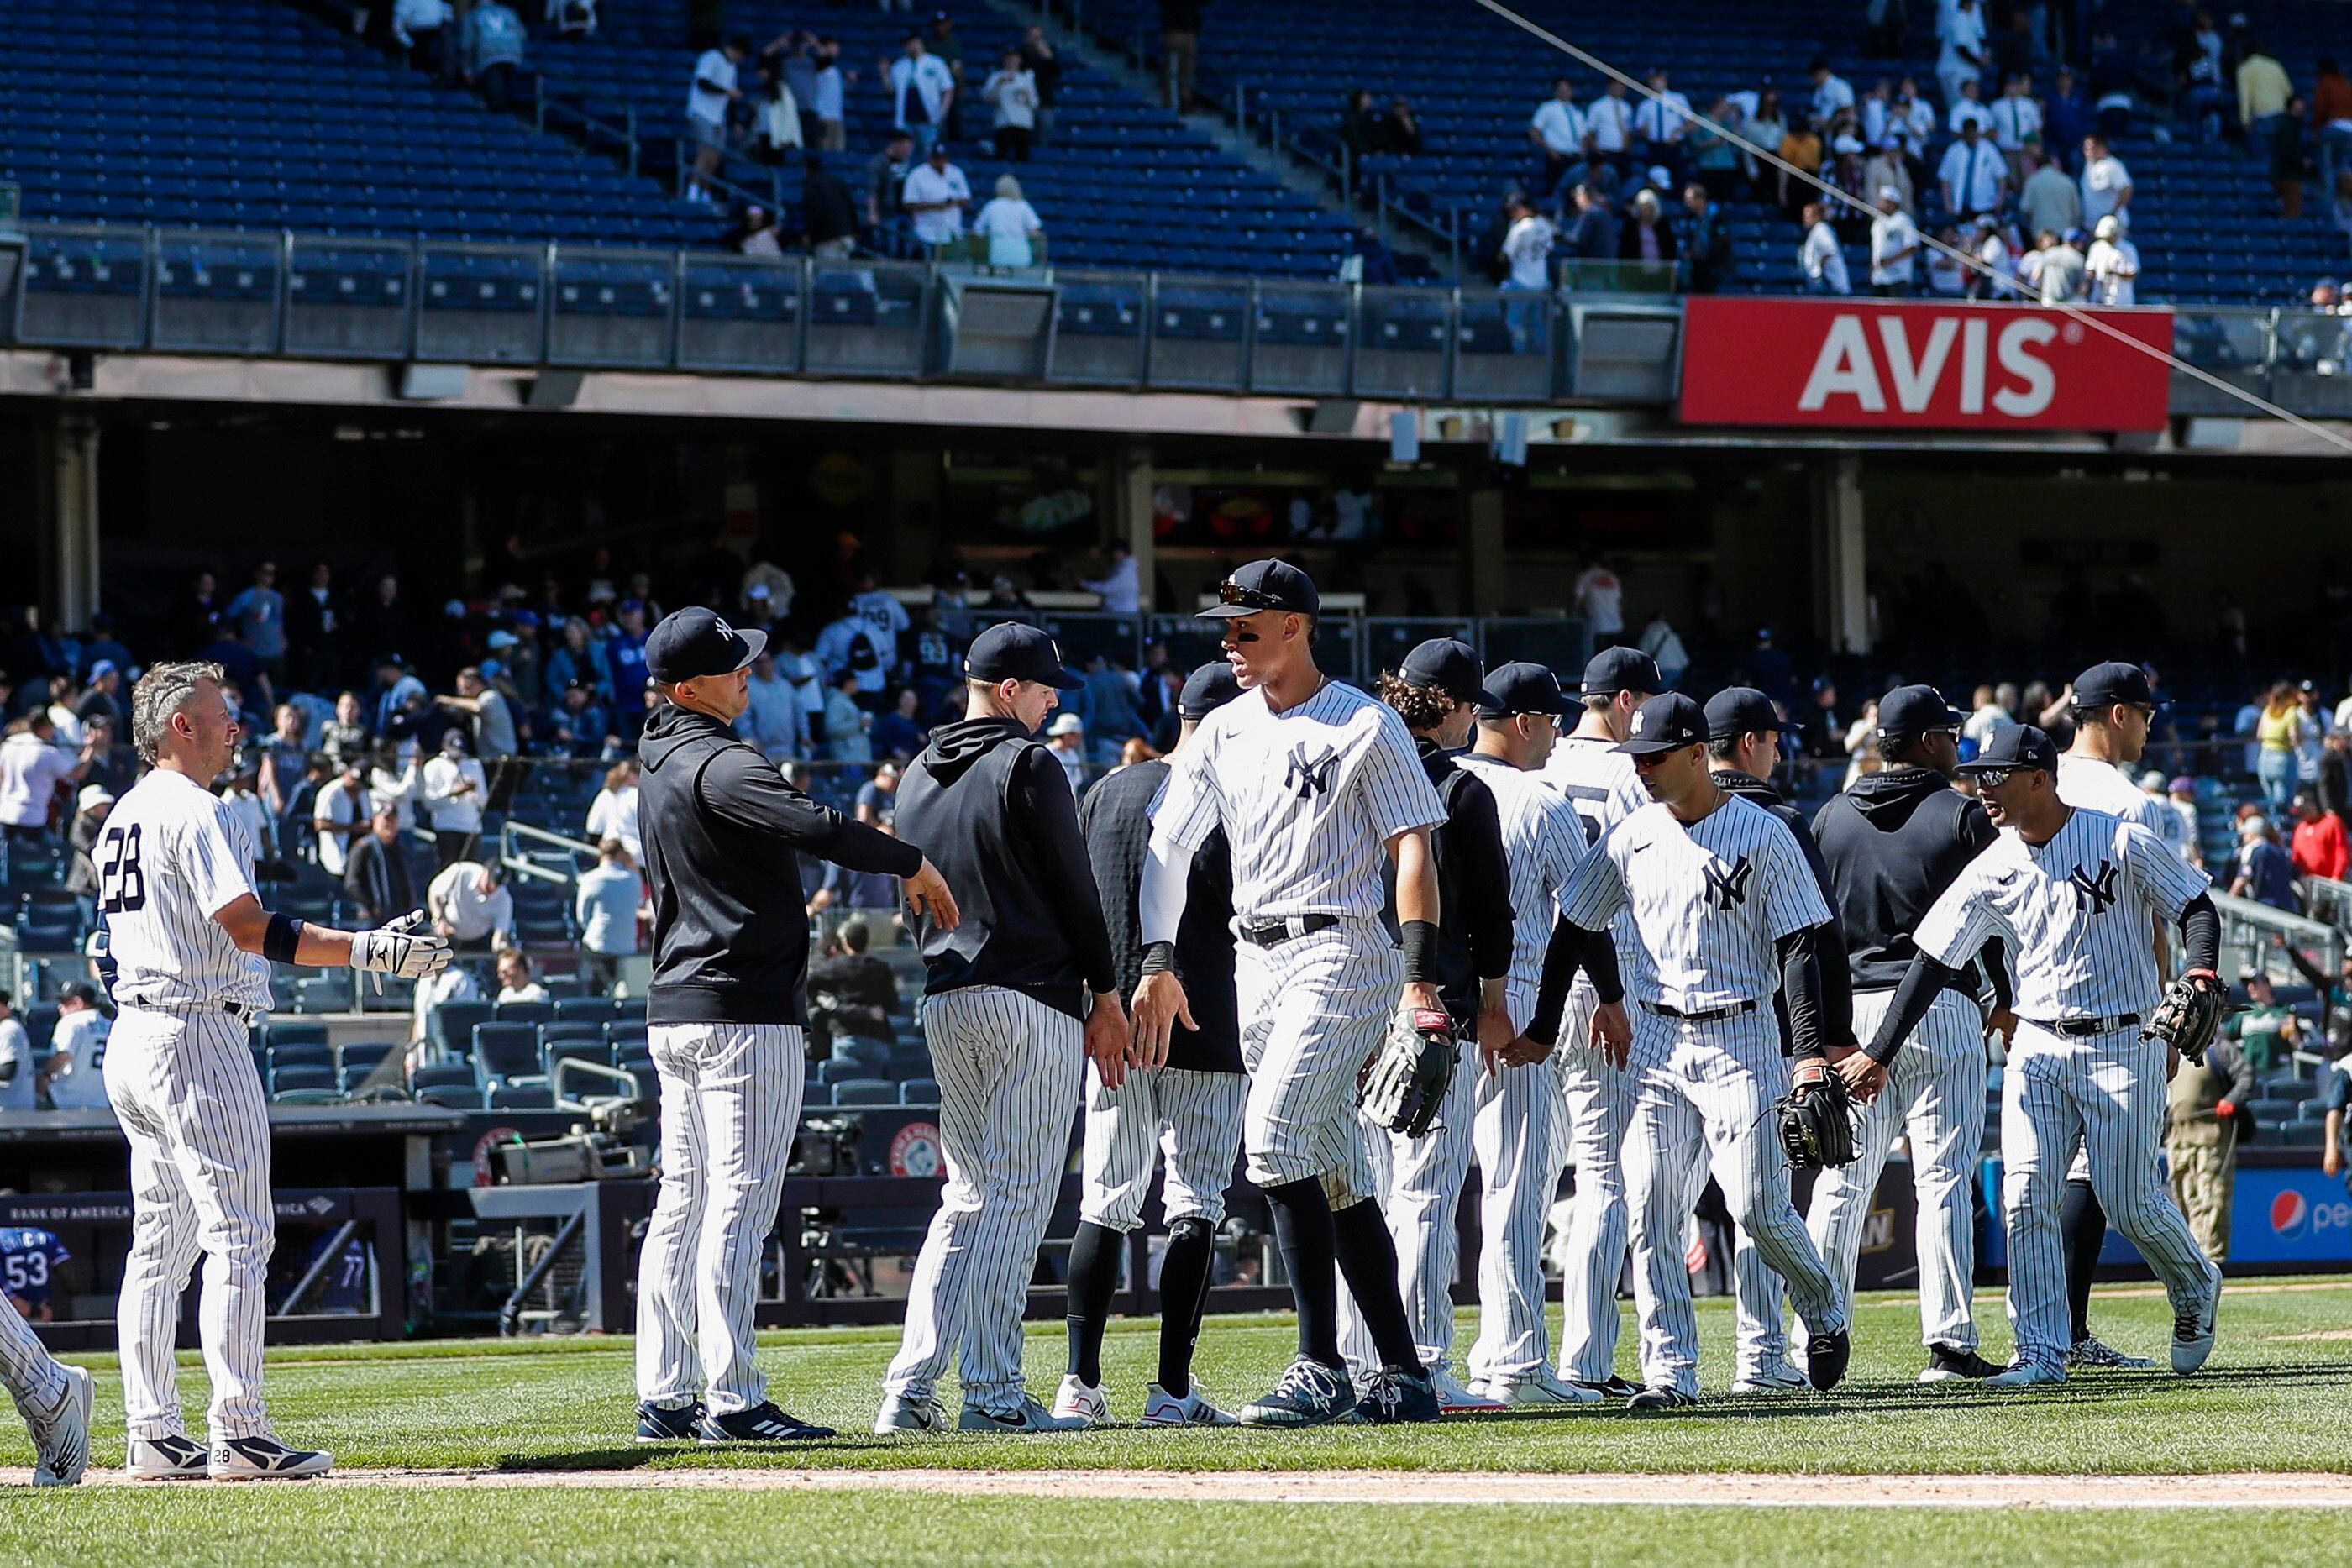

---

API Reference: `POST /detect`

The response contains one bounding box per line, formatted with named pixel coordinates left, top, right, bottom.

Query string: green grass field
left=9, top=1277, right=2350, bottom=1565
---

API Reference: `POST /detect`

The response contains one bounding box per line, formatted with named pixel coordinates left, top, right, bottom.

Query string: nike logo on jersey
left=1703, top=856, right=1755, bottom=910
left=1283, top=745, right=1339, bottom=800
left=2068, top=862, right=2119, bottom=914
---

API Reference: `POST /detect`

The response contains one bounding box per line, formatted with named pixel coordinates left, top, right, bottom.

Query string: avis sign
left=1678, top=297, right=2174, bottom=432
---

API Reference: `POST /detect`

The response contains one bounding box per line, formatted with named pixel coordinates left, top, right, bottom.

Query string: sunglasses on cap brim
left=1216, top=580, right=1289, bottom=611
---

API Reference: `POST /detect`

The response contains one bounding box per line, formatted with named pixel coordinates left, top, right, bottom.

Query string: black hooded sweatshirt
left=638, top=704, right=920, bottom=1026
left=1809, top=765, right=1998, bottom=992
left=1711, top=768, right=1854, bottom=1049
left=894, top=716, right=1118, bottom=1019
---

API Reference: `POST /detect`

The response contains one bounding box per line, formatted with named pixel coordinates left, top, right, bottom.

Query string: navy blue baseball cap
left=2072, top=660, right=2160, bottom=711
left=1877, top=683, right=1966, bottom=737
left=1958, top=723, right=2060, bottom=775
left=1198, top=559, right=1320, bottom=620
left=645, top=606, right=766, bottom=684
left=1398, top=638, right=1499, bottom=708
left=1178, top=661, right=1242, bottom=720
left=1477, top=661, right=1574, bottom=719
left=1581, top=646, right=1662, bottom=698
left=1615, top=691, right=1709, bottom=755
left=1703, top=686, right=1802, bottom=740
left=965, top=622, right=1084, bottom=690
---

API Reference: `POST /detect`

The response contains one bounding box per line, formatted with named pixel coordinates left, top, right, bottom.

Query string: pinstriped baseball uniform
left=1152, top=682, right=1445, bottom=1198
left=1534, top=734, right=1649, bottom=1383
left=96, top=768, right=281, bottom=1445
left=1912, top=805, right=2221, bottom=1374
left=1557, top=793, right=1848, bottom=1397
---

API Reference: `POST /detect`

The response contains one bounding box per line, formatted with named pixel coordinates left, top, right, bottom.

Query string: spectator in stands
left=885, top=32, right=955, bottom=158
left=1636, top=609, right=1689, bottom=690
left=459, top=0, right=528, bottom=110
left=2167, top=776, right=2205, bottom=868
left=1777, top=114, right=1825, bottom=217
left=1990, top=73, right=2044, bottom=181
left=227, top=559, right=287, bottom=691
left=1017, top=25, right=1060, bottom=148
left=344, top=806, right=414, bottom=928
left=2039, top=227, right=2087, bottom=303
left=2230, top=815, right=2299, bottom=913
left=2321, top=728, right=2352, bottom=832
left=575, top=836, right=643, bottom=994
left=495, top=949, right=545, bottom=1005
left=78, top=614, right=131, bottom=683
left=2229, top=969, right=2302, bottom=1073
left=1887, top=76, right=1937, bottom=162
left=1798, top=199, right=1851, bottom=294
left=2018, top=144, right=2080, bottom=239
left=2291, top=792, right=2349, bottom=889
left=1868, top=186, right=1920, bottom=296
left=1939, top=117, right=2009, bottom=221
left=726, top=204, right=785, bottom=258
left=0, top=712, right=93, bottom=842
left=2314, top=58, right=2352, bottom=195
left=872, top=690, right=929, bottom=762
left=806, top=919, right=896, bottom=1051
left=606, top=600, right=654, bottom=741
left=544, top=618, right=609, bottom=703
left=259, top=702, right=308, bottom=826
left=824, top=671, right=873, bottom=764
left=422, top=729, right=487, bottom=868
left=354, top=574, right=413, bottom=677
left=1677, top=184, right=1730, bottom=293
left=311, top=757, right=370, bottom=877
left=175, top=569, right=223, bottom=658
left=855, top=761, right=902, bottom=831
left=62, top=784, right=110, bottom=896
left=429, top=857, right=515, bottom=953
left=76, top=661, right=123, bottom=737
left=2267, top=95, right=2314, bottom=221
left=736, top=649, right=808, bottom=761
left=1938, top=0, right=1990, bottom=108
left=1617, top=188, right=1678, bottom=269
left=2175, top=11, right=2227, bottom=140
left=39, top=985, right=109, bottom=1112
left=392, top=0, right=452, bottom=76
left=973, top=176, right=1044, bottom=270
left=2079, top=132, right=2133, bottom=232
left=585, top=758, right=641, bottom=863
left=1043, top=713, right=1087, bottom=796
left=1564, top=183, right=1619, bottom=261
left=751, top=69, right=805, bottom=164
left=2255, top=680, right=2305, bottom=819
left=685, top=35, right=751, bottom=206
left=1811, top=57, right=1856, bottom=126
left=1079, top=540, right=1140, bottom=615
left=1632, top=67, right=1694, bottom=180
left=982, top=48, right=1038, bottom=163
left=286, top=563, right=345, bottom=694
left=1380, top=96, right=1424, bottom=156
left=1587, top=79, right=1635, bottom=182
left=1160, top=0, right=1202, bottom=110
left=901, top=144, right=971, bottom=259
left=1743, top=90, right=1788, bottom=189
left=1948, top=76, right=1995, bottom=137
left=438, top=666, right=517, bottom=762
left=1688, top=99, right=1743, bottom=200
left=2239, top=39, right=2292, bottom=147
left=1497, top=190, right=1557, bottom=326
left=1861, top=135, right=1913, bottom=216
left=2085, top=215, right=2140, bottom=305
left=2044, top=66, right=2091, bottom=167
left=0, top=990, right=31, bottom=1114
left=806, top=857, right=903, bottom=938
left=1572, top=553, right=1625, bottom=637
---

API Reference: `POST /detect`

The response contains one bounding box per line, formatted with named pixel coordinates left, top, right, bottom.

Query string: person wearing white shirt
left=1585, top=80, right=1634, bottom=169
left=1571, top=556, right=1625, bottom=637
left=419, top=731, right=487, bottom=868
left=1530, top=78, right=1589, bottom=194
left=0, top=991, right=34, bottom=1113
left=2079, top=133, right=2133, bottom=232
left=1946, top=78, right=1995, bottom=136
left=0, top=716, right=92, bottom=840
left=1799, top=201, right=1851, bottom=293
left=980, top=50, right=1037, bottom=162
left=310, top=760, right=371, bottom=876
left=1989, top=73, right=2043, bottom=173
left=1938, top=120, right=2007, bottom=218
left=427, top=859, right=515, bottom=952
left=1861, top=81, right=1893, bottom=148
left=40, top=987, right=110, bottom=1112
left=1079, top=540, right=1141, bottom=613
left=1974, top=219, right=2019, bottom=297
left=1809, top=58, right=1856, bottom=125
left=685, top=36, right=748, bottom=204
left=1889, top=77, right=1937, bottom=155
left=573, top=839, right=643, bottom=994
left=972, top=174, right=1045, bottom=268
left=1868, top=187, right=1921, bottom=292
left=1924, top=226, right=1969, bottom=295
left=812, top=44, right=848, bottom=149
left=885, top=34, right=956, bottom=157
left=1498, top=191, right=1557, bottom=349
left=585, top=760, right=642, bottom=862
left=1633, top=67, right=1693, bottom=155
left=2085, top=214, right=2140, bottom=306
left=1937, top=0, right=1988, bottom=109
left=900, top=145, right=971, bottom=251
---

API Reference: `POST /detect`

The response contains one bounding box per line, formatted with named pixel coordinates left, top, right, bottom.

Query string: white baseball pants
left=1624, top=1008, right=1847, bottom=1398
left=1805, top=988, right=1988, bottom=1351
left=0, top=1299, right=66, bottom=1416
left=1339, top=1045, right=1478, bottom=1381
left=2000, top=1021, right=2218, bottom=1375
left=1554, top=985, right=1637, bottom=1384
left=883, top=987, right=1081, bottom=1413
left=1079, top=1063, right=1247, bottom=1234
left=104, top=1004, right=276, bottom=1442
left=636, top=1021, right=804, bottom=1416
left=1231, top=921, right=1398, bottom=1202
left=1464, top=1037, right=1563, bottom=1384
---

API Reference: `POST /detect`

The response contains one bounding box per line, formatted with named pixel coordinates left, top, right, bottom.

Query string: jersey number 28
left=96, top=824, right=147, bottom=915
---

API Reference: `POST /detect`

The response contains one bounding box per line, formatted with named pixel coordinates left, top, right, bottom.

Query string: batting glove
left=349, top=910, right=454, bottom=981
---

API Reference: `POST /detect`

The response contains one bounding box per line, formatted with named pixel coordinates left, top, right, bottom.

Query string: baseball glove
left=2145, top=972, right=2226, bottom=1064
left=1357, top=1008, right=1457, bottom=1138
left=1775, top=1064, right=1857, bottom=1172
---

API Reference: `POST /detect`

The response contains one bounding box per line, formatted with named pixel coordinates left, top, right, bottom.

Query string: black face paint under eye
left=1232, top=630, right=1261, bottom=643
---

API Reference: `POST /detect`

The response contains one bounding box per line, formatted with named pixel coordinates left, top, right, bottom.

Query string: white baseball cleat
left=1730, top=1365, right=1809, bottom=1396
left=208, top=1432, right=332, bottom=1481
left=26, top=1364, right=93, bottom=1487
left=1473, top=1371, right=1602, bottom=1408
left=2171, top=1279, right=2220, bottom=1374
left=958, top=1395, right=1089, bottom=1434
left=125, top=1432, right=211, bottom=1481
left=1426, top=1365, right=1505, bottom=1413
left=1985, top=1361, right=2066, bottom=1387
left=1140, top=1382, right=1239, bottom=1426
left=874, top=1392, right=947, bottom=1434
left=1049, top=1374, right=1110, bottom=1428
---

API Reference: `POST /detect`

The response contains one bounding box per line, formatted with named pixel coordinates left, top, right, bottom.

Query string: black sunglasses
left=1217, top=580, right=1286, bottom=611
left=1972, top=767, right=2019, bottom=787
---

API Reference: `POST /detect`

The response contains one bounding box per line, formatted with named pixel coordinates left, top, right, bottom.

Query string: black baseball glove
left=1357, top=1007, right=1457, bottom=1137
left=2145, top=970, right=2227, bottom=1064
left=1775, top=1061, right=1857, bottom=1171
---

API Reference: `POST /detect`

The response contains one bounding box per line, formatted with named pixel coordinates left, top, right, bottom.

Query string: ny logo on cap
left=1284, top=744, right=1339, bottom=800
left=1702, top=855, right=1754, bottom=911
left=1630, top=710, right=1647, bottom=736
left=713, top=616, right=736, bottom=640
left=2068, top=862, right=2118, bottom=915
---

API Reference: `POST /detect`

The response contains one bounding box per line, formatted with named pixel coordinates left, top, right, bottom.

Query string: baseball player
left=102, top=661, right=450, bottom=1480
left=2051, top=660, right=2174, bottom=1371
left=880, top=623, right=1128, bottom=1434
left=632, top=608, right=956, bottom=1445
left=1452, top=662, right=1595, bottom=1405
left=1806, top=684, right=2005, bottom=1382
left=1702, top=686, right=1855, bottom=1394
left=1866, top=724, right=2223, bottom=1385
left=1057, top=662, right=1247, bottom=1429
left=1525, top=692, right=1852, bottom=1409
left=0, top=1221, right=92, bottom=1484
left=39, top=983, right=111, bottom=1111
left=1535, top=647, right=1657, bottom=1398
left=1131, top=559, right=1449, bottom=1427
left=1337, top=639, right=1516, bottom=1411
left=0, top=1227, right=68, bottom=1323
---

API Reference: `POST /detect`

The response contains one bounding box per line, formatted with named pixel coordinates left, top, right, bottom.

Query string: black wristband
left=1400, top=919, right=1439, bottom=985
left=1140, top=941, right=1176, bottom=976
left=262, top=913, right=306, bottom=965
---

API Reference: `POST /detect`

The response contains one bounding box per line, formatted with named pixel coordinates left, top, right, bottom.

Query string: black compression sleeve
left=1776, top=925, right=1828, bottom=1061
left=1527, top=918, right=1621, bottom=1046
left=1976, top=936, right=2013, bottom=1015
left=1868, top=954, right=1966, bottom=1064
left=2177, top=893, right=2220, bottom=975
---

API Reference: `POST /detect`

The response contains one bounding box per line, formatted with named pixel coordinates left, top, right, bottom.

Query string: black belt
left=1237, top=914, right=1341, bottom=948
left=127, top=999, right=254, bottom=1020
left=1640, top=999, right=1758, bottom=1024
left=2022, top=1013, right=2140, bottom=1038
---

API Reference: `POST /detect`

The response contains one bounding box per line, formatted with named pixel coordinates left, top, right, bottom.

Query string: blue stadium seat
left=833, top=1078, right=896, bottom=1107
left=900, top=1078, right=940, bottom=1105
left=470, top=1024, right=544, bottom=1088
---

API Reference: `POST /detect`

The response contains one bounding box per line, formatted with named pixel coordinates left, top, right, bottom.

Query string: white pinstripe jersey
left=1913, top=805, right=2208, bottom=1021
left=1557, top=793, right=1831, bottom=1011
left=1537, top=734, right=1650, bottom=848
left=99, top=769, right=272, bottom=1010
left=1455, top=752, right=1588, bottom=1004
left=1153, top=679, right=1444, bottom=921
left=2056, top=753, right=2171, bottom=838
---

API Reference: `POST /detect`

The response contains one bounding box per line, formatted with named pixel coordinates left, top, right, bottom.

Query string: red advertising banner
left=1678, top=296, right=2175, bottom=432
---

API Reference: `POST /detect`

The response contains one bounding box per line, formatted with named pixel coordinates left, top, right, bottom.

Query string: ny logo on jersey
left=1284, top=745, right=1340, bottom=800
left=2068, top=862, right=2120, bottom=914
left=1702, top=855, right=1755, bottom=911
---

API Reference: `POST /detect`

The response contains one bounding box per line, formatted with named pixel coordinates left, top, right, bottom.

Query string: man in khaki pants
left=2165, top=1030, right=2257, bottom=1263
